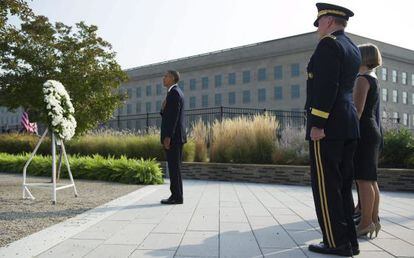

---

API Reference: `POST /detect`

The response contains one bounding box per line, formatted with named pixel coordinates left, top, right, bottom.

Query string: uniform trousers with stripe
left=309, top=139, right=358, bottom=249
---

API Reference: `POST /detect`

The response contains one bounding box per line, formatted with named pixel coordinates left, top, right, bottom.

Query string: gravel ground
left=0, top=173, right=144, bottom=248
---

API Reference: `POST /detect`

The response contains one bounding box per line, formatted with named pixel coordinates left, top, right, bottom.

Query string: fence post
left=303, top=111, right=306, bottom=128
left=146, top=112, right=149, bottom=134
left=117, top=115, right=120, bottom=129
left=220, top=106, right=224, bottom=122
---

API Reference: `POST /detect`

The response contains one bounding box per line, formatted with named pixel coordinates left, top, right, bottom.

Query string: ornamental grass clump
left=210, top=114, right=278, bottom=164
left=273, top=125, right=309, bottom=165
left=190, top=119, right=209, bottom=162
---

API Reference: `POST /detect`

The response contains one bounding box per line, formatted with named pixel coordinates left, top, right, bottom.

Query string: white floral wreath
left=43, top=80, right=77, bottom=141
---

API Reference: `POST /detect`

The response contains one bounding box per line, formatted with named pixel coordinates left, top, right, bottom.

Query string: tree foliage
left=0, top=0, right=127, bottom=135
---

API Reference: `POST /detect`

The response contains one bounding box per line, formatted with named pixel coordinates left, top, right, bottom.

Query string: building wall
left=0, top=107, right=23, bottom=132
left=113, top=33, right=414, bottom=131
left=1, top=32, right=414, bottom=131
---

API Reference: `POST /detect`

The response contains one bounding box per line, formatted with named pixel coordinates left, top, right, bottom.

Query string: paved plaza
left=1, top=180, right=414, bottom=258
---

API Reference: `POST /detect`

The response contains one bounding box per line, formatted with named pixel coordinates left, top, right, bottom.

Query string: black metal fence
left=101, top=106, right=411, bottom=135
left=0, top=107, right=408, bottom=135
left=103, top=107, right=307, bottom=134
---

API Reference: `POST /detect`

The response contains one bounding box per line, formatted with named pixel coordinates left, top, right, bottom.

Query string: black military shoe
left=160, top=198, right=183, bottom=205
left=308, top=242, right=353, bottom=257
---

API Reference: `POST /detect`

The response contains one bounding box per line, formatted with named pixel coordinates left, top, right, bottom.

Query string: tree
left=0, top=0, right=127, bottom=135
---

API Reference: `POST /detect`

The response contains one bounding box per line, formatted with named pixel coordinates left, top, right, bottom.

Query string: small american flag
left=21, top=111, right=38, bottom=134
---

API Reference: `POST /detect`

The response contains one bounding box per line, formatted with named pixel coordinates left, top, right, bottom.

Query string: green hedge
left=0, top=153, right=164, bottom=184
left=0, top=133, right=195, bottom=162
left=380, top=128, right=414, bottom=168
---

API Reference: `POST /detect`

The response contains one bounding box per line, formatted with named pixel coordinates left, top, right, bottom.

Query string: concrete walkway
left=1, top=180, right=414, bottom=258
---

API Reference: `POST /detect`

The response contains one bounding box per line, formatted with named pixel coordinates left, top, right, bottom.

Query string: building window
left=136, top=87, right=142, bottom=98
left=402, top=72, right=407, bottom=85
left=412, top=74, right=414, bottom=86
left=215, top=93, right=222, bottom=106
left=189, top=96, right=196, bottom=108
left=403, top=113, right=408, bottom=126
left=215, top=75, right=222, bottom=88
left=382, top=88, right=388, bottom=102
left=178, top=81, right=184, bottom=91
left=382, top=67, right=387, bottom=81
left=202, top=77, right=209, bottom=89
left=146, top=85, right=152, bottom=96
left=242, top=90, right=251, bottom=103
left=127, top=120, right=132, bottom=129
left=156, top=100, right=161, bottom=111
left=127, top=88, right=132, bottom=98
left=274, top=86, right=283, bottom=100
left=258, top=88, right=266, bottom=102
left=291, top=84, right=300, bottom=99
left=393, top=112, right=399, bottom=123
left=118, top=107, right=124, bottom=115
left=228, top=73, right=236, bottom=85
left=243, top=71, right=250, bottom=83
left=127, top=104, right=132, bottom=114
left=258, top=68, right=266, bottom=81
left=156, top=84, right=162, bottom=95
left=412, top=93, right=414, bottom=105
left=392, top=90, right=398, bottom=103
left=412, top=114, right=414, bottom=126
left=202, top=95, right=208, bottom=107
left=136, top=102, right=141, bottom=113
left=274, top=65, right=283, bottom=80
left=190, top=79, right=196, bottom=90
left=291, top=63, right=300, bottom=77
left=392, top=70, right=397, bottom=83
left=403, top=92, right=407, bottom=104
left=228, top=92, right=236, bottom=105
left=145, top=102, right=151, bottom=112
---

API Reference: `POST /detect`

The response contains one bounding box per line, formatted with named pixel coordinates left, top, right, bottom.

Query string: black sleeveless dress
left=354, top=73, right=382, bottom=180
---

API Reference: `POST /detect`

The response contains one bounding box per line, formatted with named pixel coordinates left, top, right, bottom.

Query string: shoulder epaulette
left=321, top=34, right=336, bottom=41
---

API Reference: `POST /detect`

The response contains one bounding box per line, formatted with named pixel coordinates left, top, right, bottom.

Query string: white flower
left=43, top=80, right=77, bottom=141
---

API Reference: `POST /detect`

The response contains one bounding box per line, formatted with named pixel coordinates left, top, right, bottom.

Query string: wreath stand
left=22, top=128, right=78, bottom=204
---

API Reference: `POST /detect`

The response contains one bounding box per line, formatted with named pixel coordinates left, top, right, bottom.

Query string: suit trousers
left=309, top=139, right=358, bottom=249
left=166, top=143, right=183, bottom=201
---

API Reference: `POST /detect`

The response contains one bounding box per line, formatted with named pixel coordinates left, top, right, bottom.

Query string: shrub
left=406, top=154, right=414, bottom=169
left=182, top=140, right=196, bottom=162
left=0, top=132, right=195, bottom=162
left=210, top=114, right=278, bottom=164
left=380, top=128, right=414, bottom=168
left=0, top=153, right=163, bottom=185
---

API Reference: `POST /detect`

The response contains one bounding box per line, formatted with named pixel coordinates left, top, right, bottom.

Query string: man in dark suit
left=160, top=70, right=186, bottom=205
left=305, top=3, right=362, bottom=257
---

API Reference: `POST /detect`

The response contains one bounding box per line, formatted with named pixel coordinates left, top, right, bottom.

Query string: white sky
left=27, top=0, right=414, bottom=70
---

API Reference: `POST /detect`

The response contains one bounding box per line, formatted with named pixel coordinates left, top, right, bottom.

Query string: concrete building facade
left=1, top=32, right=414, bottom=132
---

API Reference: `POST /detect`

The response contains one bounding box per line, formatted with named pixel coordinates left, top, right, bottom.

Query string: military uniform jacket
left=305, top=30, right=361, bottom=140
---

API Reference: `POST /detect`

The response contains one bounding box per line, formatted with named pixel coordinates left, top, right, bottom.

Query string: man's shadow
left=139, top=219, right=329, bottom=258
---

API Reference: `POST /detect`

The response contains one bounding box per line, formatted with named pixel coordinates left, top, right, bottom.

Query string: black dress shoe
left=352, top=246, right=360, bottom=256
left=308, top=242, right=353, bottom=257
left=160, top=198, right=183, bottom=205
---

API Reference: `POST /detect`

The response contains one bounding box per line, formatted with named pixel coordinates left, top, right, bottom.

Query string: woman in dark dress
left=353, top=43, right=383, bottom=238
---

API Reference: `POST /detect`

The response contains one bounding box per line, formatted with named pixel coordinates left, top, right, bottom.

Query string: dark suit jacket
left=160, top=85, right=187, bottom=145
left=305, top=30, right=361, bottom=140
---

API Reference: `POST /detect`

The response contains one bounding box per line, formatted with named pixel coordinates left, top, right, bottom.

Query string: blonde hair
left=358, top=43, right=382, bottom=69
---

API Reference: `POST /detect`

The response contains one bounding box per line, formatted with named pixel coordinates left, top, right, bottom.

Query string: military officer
left=305, top=3, right=362, bottom=257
